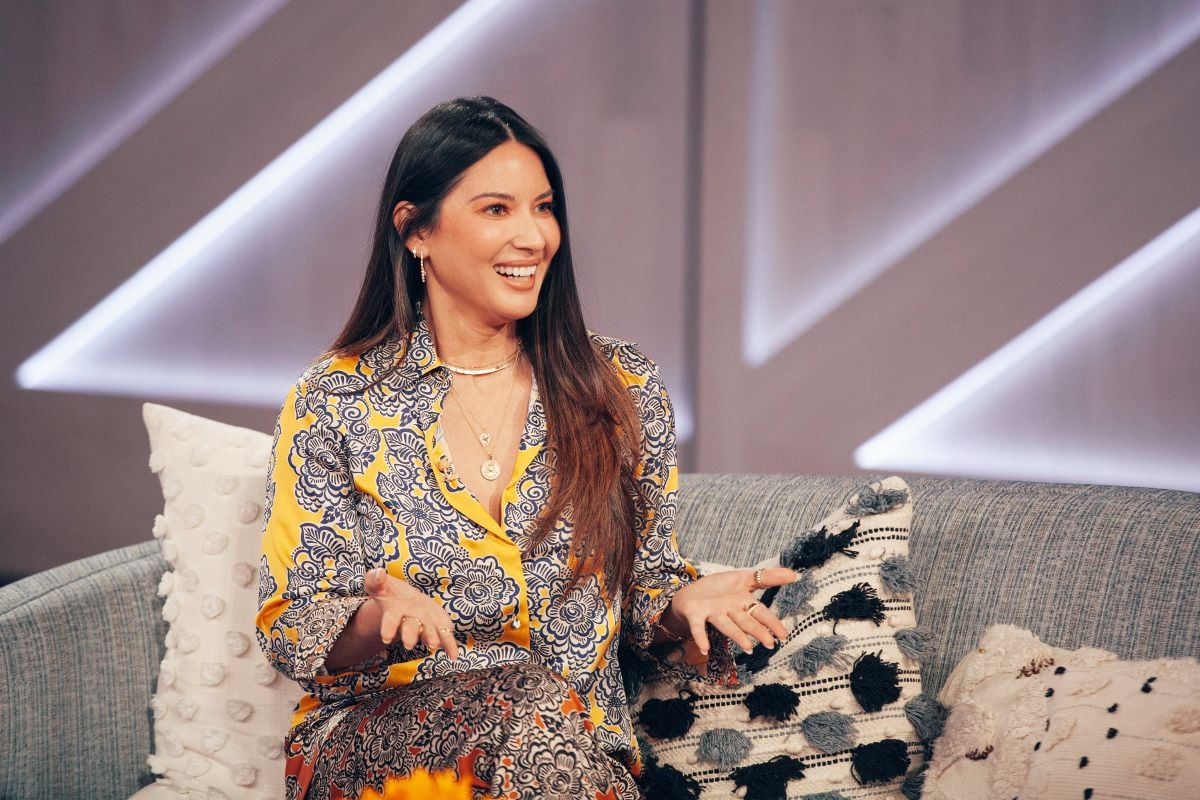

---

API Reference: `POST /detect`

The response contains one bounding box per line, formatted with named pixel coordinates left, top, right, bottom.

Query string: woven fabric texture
left=0, top=540, right=167, bottom=800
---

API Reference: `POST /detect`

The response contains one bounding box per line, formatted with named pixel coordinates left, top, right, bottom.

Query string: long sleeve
left=256, top=377, right=371, bottom=684
left=616, top=345, right=737, bottom=686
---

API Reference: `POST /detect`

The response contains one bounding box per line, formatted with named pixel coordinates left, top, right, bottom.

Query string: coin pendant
left=480, top=459, right=501, bottom=481
left=478, top=431, right=492, bottom=447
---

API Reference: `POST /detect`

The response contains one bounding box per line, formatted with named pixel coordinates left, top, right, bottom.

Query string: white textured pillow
left=633, top=477, right=932, bottom=798
left=138, top=403, right=301, bottom=800
left=924, top=624, right=1200, bottom=800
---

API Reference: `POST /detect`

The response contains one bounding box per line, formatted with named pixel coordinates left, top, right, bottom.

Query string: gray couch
left=2, top=474, right=1197, bottom=799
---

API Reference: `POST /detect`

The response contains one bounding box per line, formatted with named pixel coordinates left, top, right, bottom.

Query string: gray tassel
left=790, top=635, right=850, bottom=678
left=880, top=555, right=915, bottom=595
left=697, top=728, right=753, bottom=770
left=895, top=627, right=936, bottom=664
left=901, top=766, right=926, bottom=799
left=774, top=570, right=818, bottom=617
left=801, top=794, right=851, bottom=800
left=800, top=710, right=859, bottom=753
left=904, top=693, right=948, bottom=742
left=847, top=483, right=908, bottom=515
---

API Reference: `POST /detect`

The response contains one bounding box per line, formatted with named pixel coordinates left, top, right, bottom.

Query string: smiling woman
left=255, top=97, right=796, bottom=800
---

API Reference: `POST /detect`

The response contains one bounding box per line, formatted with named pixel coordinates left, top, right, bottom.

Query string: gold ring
left=743, top=601, right=761, bottom=615
left=437, top=627, right=452, bottom=634
left=752, top=568, right=766, bottom=590
left=401, top=615, right=424, bottom=632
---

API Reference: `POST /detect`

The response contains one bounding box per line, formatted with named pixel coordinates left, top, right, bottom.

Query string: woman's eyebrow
left=468, top=189, right=554, bottom=202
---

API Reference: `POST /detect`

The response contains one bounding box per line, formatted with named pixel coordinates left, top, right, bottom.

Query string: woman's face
left=404, top=140, right=561, bottom=329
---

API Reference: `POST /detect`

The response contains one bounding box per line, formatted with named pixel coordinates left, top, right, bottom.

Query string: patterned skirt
left=284, top=662, right=643, bottom=800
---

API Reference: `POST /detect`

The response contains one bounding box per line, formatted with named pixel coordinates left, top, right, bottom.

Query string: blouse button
left=511, top=618, right=522, bottom=630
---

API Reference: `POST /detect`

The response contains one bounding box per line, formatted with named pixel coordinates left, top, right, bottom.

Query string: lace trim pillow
left=629, top=476, right=944, bottom=800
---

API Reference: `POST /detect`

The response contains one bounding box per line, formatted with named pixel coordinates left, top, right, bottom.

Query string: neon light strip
left=854, top=204, right=1200, bottom=472
left=0, top=0, right=286, bottom=246
left=743, top=5, right=1200, bottom=366
left=15, top=0, right=505, bottom=391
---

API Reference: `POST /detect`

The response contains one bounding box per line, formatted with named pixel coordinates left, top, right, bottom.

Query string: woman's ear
left=392, top=201, right=423, bottom=252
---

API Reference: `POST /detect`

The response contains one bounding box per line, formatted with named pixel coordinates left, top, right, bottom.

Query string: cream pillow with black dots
left=924, top=624, right=1200, bottom=800
left=631, top=477, right=940, bottom=799
left=136, top=404, right=302, bottom=800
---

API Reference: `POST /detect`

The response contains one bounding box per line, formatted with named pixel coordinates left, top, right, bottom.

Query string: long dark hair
left=330, top=97, right=642, bottom=598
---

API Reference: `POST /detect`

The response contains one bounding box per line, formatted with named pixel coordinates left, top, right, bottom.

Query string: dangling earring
left=412, top=249, right=426, bottom=284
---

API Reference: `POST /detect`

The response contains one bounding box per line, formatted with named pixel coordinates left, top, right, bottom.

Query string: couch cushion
left=0, top=541, right=167, bottom=800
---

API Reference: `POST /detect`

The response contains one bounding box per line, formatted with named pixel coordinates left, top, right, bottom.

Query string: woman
left=257, top=96, right=797, bottom=800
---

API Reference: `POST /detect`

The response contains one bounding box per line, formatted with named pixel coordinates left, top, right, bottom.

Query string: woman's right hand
left=365, top=568, right=460, bottom=660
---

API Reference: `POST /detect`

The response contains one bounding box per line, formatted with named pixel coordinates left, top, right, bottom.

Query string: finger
left=709, top=613, right=756, bottom=653
left=400, top=616, right=421, bottom=650
left=365, top=568, right=388, bottom=596
left=420, top=618, right=440, bottom=652
left=755, top=566, right=800, bottom=588
left=379, top=606, right=402, bottom=645
left=755, top=606, right=789, bottom=642
left=435, top=621, right=459, bottom=661
left=687, top=617, right=711, bottom=656
left=732, top=610, right=777, bottom=649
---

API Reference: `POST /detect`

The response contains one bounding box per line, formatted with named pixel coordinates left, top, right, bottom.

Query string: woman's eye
left=484, top=204, right=506, bottom=215
left=537, top=202, right=556, bottom=213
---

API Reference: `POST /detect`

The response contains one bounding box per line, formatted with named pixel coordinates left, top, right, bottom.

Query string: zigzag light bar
left=854, top=204, right=1200, bottom=489
left=743, top=4, right=1200, bottom=367
left=15, top=0, right=505, bottom=394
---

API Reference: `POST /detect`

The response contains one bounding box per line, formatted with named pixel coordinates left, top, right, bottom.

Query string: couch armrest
left=0, top=541, right=168, bottom=800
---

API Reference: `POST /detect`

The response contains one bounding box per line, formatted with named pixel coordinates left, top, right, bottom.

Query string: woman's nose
left=511, top=210, right=549, bottom=252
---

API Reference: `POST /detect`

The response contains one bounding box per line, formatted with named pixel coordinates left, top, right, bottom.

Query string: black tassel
left=640, top=690, right=699, bottom=739
left=850, top=738, right=910, bottom=785
left=729, top=755, right=807, bottom=800
left=823, top=582, right=886, bottom=633
left=781, top=521, right=861, bottom=570
left=638, top=759, right=702, bottom=800
left=849, top=651, right=901, bottom=712
left=735, top=641, right=775, bottom=675
left=744, top=683, right=801, bottom=722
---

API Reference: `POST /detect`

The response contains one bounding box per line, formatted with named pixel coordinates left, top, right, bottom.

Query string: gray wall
left=3, top=0, right=1199, bottom=580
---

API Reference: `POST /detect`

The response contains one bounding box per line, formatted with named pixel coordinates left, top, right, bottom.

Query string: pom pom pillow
left=631, top=477, right=940, bottom=798
left=923, top=624, right=1200, bottom=800
left=136, top=403, right=302, bottom=799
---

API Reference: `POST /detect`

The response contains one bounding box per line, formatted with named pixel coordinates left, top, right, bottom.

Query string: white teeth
left=494, top=265, right=535, bottom=278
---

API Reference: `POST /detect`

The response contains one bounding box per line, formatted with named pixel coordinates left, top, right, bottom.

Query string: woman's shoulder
left=290, top=335, right=405, bottom=399
left=587, top=332, right=661, bottom=386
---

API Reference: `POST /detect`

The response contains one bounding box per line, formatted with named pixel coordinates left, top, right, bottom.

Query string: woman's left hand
left=663, top=567, right=798, bottom=658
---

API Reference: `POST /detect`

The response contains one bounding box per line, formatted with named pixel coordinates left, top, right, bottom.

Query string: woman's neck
left=424, top=301, right=519, bottom=367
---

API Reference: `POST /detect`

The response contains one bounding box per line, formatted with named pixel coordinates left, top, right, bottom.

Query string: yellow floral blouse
left=256, top=311, right=733, bottom=762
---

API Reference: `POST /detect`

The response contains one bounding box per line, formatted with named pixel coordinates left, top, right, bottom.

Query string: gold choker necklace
left=440, top=345, right=522, bottom=376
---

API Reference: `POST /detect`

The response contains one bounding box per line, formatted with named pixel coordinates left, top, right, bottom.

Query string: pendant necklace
left=448, top=359, right=521, bottom=481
